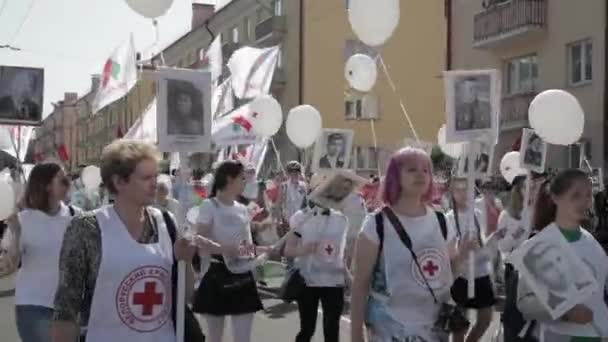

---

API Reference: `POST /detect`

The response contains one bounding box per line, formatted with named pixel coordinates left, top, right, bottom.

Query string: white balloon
left=528, top=89, right=585, bottom=146
left=286, top=105, right=323, bottom=148
left=345, top=54, right=378, bottom=92
left=81, top=166, right=102, bottom=192
left=124, top=0, right=174, bottom=18
left=186, top=206, right=199, bottom=225
left=0, top=179, right=14, bottom=220
left=500, top=151, right=526, bottom=184
left=348, top=0, right=400, bottom=47
left=437, top=125, right=464, bottom=159
left=249, top=96, right=283, bottom=137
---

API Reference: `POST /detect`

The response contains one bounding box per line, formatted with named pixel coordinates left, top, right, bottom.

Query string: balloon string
left=270, top=138, right=286, bottom=176
left=583, top=156, right=593, bottom=172
left=152, top=19, right=166, bottom=66
left=369, top=119, right=382, bottom=178
left=378, top=55, right=420, bottom=143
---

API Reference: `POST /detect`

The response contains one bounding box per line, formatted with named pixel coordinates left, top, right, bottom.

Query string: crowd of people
left=0, top=139, right=607, bottom=342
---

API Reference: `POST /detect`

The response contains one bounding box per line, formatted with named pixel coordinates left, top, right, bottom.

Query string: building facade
left=302, top=0, right=447, bottom=176
left=449, top=0, right=606, bottom=169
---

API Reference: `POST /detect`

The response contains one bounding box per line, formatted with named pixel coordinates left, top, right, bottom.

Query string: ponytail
left=532, top=180, right=554, bottom=231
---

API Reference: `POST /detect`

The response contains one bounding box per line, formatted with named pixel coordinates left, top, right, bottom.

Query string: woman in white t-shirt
left=0, top=162, right=78, bottom=342
left=192, top=160, right=270, bottom=342
left=446, top=178, right=495, bottom=342
left=350, top=147, right=477, bottom=342
left=517, top=169, right=608, bottom=341
left=285, top=197, right=352, bottom=342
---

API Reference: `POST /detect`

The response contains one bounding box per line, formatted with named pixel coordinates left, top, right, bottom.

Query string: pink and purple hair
left=381, top=147, right=437, bottom=206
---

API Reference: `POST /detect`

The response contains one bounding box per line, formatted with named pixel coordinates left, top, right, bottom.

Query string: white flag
left=212, top=102, right=260, bottom=146
left=92, top=35, right=138, bottom=114
left=124, top=98, right=157, bottom=142
left=0, top=125, right=33, bottom=162
left=200, top=34, right=223, bottom=86
left=228, top=45, right=280, bottom=99
left=212, top=77, right=234, bottom=120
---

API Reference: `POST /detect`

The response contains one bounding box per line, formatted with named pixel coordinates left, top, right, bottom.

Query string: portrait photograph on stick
left=443, top=69, right=500, bottom=143
left=0, top=65, right=44, bottom=125
left=591, top=168, right=604, bottom=192
left=457, top=139, right=494, bottom=178
left=309, top=170, right=367, bottom=210
left=156, top=68, right=212, bottom=152
left=508, top=227, right=598, bottom=320
left=312, top=128, right=354, bottom=173
left=519, top=128, right=548, bottom=173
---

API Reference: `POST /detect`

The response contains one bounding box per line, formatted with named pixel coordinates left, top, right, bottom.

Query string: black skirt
left=451, top=275, right=497, bottom=309
left=192, top=260, right=263, bottom=316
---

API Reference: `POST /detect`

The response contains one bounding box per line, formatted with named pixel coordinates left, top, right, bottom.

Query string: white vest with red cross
left=85, top=206, right=175, bottom=342
left=295, top=208, right=348, bottom=287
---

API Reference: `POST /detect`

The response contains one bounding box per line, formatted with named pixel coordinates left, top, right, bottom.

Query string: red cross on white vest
left=132, top=282, right=164, bottom=316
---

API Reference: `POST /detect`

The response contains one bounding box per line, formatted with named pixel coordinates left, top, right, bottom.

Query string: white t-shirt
left=291, top=208, right=348, bottom=287
left=15, top=203, right=81, bottom=307
left=197, top=198, right=255, bottom=273
left=496, top=210, right=527, bottom=259
left=280, top=181, right=307, bottom=222
left=339, top=193, right=366, bottom=239
left=361, top=207, right=456, bottom=329
left=446, top=208, right=491, bottom=277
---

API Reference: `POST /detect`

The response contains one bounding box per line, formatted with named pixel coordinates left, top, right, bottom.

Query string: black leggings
left=295, top=286, right=344, bottom=342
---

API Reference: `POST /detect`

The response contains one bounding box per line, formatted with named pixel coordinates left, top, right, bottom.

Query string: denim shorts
left=15, top=305, right=54, bottom=342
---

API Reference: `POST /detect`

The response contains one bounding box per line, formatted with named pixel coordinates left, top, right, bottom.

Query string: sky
left=0, top=0, right=203, bottom=118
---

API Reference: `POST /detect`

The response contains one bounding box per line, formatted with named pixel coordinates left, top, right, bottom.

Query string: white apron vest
left=85, top=206, right=175, bottom=342
left=297, top=211, right=347, bottom=287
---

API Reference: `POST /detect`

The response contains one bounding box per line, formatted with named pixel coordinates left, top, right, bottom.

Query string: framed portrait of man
left=519, top=128, right=547, bottom=173
left=457, top=139, right=494, bottom=178
left=591, top=168, right=604, bottom=192
left=309, top=170, right=368, bottom=210
left=508, top=226, right=598, bottom=320
left=443, top=69, right=500, bottom=143
left=312, top=128, right=354, bottom=173
left=0, top=65, right=44, bottom=126
left=156, top=68, right=212, bottom=153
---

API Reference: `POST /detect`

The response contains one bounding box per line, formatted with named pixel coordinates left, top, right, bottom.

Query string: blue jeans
left=15, top=305, right=54, bottom=342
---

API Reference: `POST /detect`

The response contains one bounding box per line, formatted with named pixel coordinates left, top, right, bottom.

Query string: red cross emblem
left=325, top=243, right=334, bottom=256
left=116, top=266, right=171, bottom=332
left=232, top=115, right=252, bottom=132
left=422, top=260, right=439, bottom=277
left=132, top=282, right=164, bottom=316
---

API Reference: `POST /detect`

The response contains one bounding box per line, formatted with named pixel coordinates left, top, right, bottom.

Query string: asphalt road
left=0, top=275, right=497, bottom=342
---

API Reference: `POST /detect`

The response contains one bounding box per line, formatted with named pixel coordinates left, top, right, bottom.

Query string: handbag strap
left=381, top=207, right=439, bottom=304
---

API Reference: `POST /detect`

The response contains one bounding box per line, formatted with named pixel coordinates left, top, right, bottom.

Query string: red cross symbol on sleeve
left=132, top=282, right=164, bottom=316
left=422, top=260, right=439, bottom=277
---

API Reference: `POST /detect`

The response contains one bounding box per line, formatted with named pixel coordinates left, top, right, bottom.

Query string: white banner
left=228, top=45, right=280, bottom=99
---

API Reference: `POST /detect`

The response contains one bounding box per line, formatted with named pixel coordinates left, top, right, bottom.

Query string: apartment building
left=449, top=0, right=607, bottom=169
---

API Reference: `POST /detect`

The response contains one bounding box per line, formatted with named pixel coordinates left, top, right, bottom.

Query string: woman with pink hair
left=350, top=147, right=477, bottom=342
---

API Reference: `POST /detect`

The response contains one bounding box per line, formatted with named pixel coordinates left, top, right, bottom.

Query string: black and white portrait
left=509, top=227, right=597, bottom=319
left=520, top=128, right=547, bottom=173
left=156, top=68, right=211, bottom=153
left=309, top=170, right=367, bottom=210
left=166, top=79, right=204, bottom=135
left=457, top=140, right=494, bottom=178
left=312, top=129, right=354, bottom=173
left=591, top=168, right=604, bottom=192
left=0, top=66, right=44, bottom=125
left=444, top=70, right=500, bottom=143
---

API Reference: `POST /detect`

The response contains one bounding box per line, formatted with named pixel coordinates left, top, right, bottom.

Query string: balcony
left=473, top=0, right=547, bottom=49
left=255, top=16, right=286, bottom=44
left=500, top=92, right=536, bottom=131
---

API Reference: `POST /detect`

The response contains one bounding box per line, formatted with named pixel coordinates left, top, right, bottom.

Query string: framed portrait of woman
left=156, top=68, right=212, bottom=153
left=519, top=128, right=547, bottom=173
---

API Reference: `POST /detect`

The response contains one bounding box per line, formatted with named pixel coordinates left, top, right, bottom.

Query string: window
left=274, top=0, right=282, bottom=16
left=345, top=94, right=379, bottom=119
left=276, top=47, right=283, bottom=68
left=506, top=54, right=538, bottom=94
left=244, top=17, right=251, bottom=41
left=569, top=39, right=592, bottom=85
left=355, top=146, right=365, bottom=169
left=569, top=140, right=592, bottom=168
left=256, top=7, right=272, bottom=24
left=231, top=26, right=239, bottom=43
left=368, top=147, right=379, bottom=170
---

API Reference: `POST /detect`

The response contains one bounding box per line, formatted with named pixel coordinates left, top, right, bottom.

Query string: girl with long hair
left=350, top=148, right=477, bottom=342
left=0, top=162, right=79, bottom=342
left=447, top=178, right=495, bottom=342
left=517, top=169, right=608, bottom=341
left=192, top=160, right=270, bottom=342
